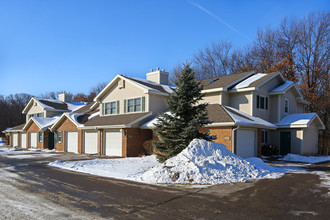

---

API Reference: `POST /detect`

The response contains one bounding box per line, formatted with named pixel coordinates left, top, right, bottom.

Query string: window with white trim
left=284, top=99, right=289, bottom=114
left=38, top=131, right=43, bottom=142
left=256, top=95, right=268, bottom=110
left=57, top=131, right=63, bottom=143
left=105, top=101, right=117, bottom=115
left=127, top=98, right=141, bottom=113
left=261, top=130, right=268, bottom=144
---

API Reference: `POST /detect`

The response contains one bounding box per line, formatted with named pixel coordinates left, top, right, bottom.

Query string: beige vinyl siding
left=220, top=92, right=229, bottom=105
left=101, top=79, right=147, bottom=115
left=297, top=102, right=305, bottom=113
left=302, top=121, right=319, bottom=155
left=45, top=111, right=63, bottom=118
left=291, top=129, right=303, bottom=154
left=148, top=94, right=167, bottom=116
left=228, top=92, right=252, bottom=115
left=26, top=102, right=44, bottom=121
left=269, top=96, right=279, bottom=123
left=253, top=76, right=282, bottom=122
left=280, top=87, right=299, bottom=120
left=202, top=92, right=221, bottom=104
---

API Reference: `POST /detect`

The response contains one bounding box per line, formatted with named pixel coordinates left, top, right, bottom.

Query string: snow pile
left=135, top=139, right=283, bottom=185
left=279, top=154, right=330, bottom=164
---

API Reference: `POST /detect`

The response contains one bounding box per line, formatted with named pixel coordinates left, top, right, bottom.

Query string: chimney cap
left=156, top=67, right=160, bottom=71
left=150, top=68, right=153, bottom=72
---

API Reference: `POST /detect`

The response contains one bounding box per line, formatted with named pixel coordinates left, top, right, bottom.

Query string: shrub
left=261, top=144, right=278, bottom=156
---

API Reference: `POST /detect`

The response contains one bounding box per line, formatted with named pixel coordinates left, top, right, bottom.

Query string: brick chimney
left=146, top=67, right=169, bottom=85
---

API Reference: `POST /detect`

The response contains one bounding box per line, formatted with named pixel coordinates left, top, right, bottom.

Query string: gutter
left=232, top=125, right=240, bottom=154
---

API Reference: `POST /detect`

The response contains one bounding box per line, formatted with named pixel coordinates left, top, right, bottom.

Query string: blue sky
left=0, top=0, right=328, bottom=96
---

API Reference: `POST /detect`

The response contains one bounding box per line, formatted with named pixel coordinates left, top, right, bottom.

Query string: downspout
left=232, top=125, right=240, bottom=154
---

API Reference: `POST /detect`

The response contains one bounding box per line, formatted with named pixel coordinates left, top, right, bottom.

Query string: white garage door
left=84, top=131, right=98, bottom=154
left=29, top=132, right=37, bottom=148
left=12, top=133, right=18, bottom=147
left=236, top=129, right=255, bottom=158
left=105, top=130, right=122, bottom=157
left=21, top=133, right=27, bottom=149
left=66, top=131, right=78, bottom=153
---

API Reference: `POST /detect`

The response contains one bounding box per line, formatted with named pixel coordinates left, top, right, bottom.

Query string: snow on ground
left=279, top=154, right=330, bottom=164
left=0, top=137, right=5, bottom=146
left=49, top=139, right=284, bottom=186
left=0, top=146, right=61, bottom=157
left=49, top=156, right=159, bottom=180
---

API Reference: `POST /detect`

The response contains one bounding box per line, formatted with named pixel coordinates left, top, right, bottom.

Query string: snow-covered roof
left=50, top=112, right=86, bottom=131
left=270, top=81, right=294, bottom=93
left=232, top=73, right=267, bottom=90
left=32, top=117, right=59, bottom=130
left=223, top=106, right=277, bottom=129
left=275, top=113, right=325, bottom=129
left=124, top=76, right=173, bottom=94
left=143, top=106, right=276, bottom=129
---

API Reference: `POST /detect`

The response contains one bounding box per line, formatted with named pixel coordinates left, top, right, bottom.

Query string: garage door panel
left=13, top=134, right=18, bottom=147
left=236, top=130, right=255, bottom=158
left=66, top=132, right=78, bottom=153
left=105, top=130, right=122, bottom=157
left=21, top=133, right=27, bottom=149
left=84, top=131, right=98, bottom=154
left=30, top=133, right=37, bottom=148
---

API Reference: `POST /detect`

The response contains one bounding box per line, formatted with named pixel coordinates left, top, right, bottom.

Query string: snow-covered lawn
left=278, top=154, right=330, bottom=164
left=0, top=146, right=61, bottom=158
left=49, top=139, right=285, bottom=186
left=0, top=137, right=5, bottom=146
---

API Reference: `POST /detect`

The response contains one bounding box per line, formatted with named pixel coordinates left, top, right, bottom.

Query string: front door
left=280, top=131, right=291, bottom=155
left=48, top=132, right=55, bottom=150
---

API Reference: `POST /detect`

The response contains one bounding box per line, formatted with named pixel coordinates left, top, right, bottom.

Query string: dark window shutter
left=124, top=99, right=127, bottom=113
left=142, top=96, right=145, bottom=112
left=102, top=103, right=105, bottom=116
left=265, top=97, right=268, bottom=110
left=256, top=95, right=260, bottom=108
left=117, top=101, right=120, bottom=114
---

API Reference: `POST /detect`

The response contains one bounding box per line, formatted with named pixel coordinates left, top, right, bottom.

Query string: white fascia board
left=97, top=125, right=127, bottom=129
left=22, top=118, right=42, bottom=131
left=127, top=112, right=153, bottom=127
left=297, top=99, right=310, bottom=105
left=276, top=124, right=308, bottom=128
left=50, top=113, right=80, bottom=131
left=228, top=87, right=256, bottom=93
left=309, top=114, right=325, bottom=130
left=204, top=122, right=236, bottom=127
left=255, top=72, right=284, bottom=90
left=145, top=90, right=169, bottom=96
left=93, top=74, right=122, bottom=102
left=4, top=129, right=23, bottom=133
left=22, top=98, right=36, bottom=114
left=201, top=88, right=224, bottom=93
left=90, top=102, right=99, bottom=110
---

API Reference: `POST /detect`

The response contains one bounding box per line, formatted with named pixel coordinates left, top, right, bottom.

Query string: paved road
left=0, top=152, right=329, bottom=219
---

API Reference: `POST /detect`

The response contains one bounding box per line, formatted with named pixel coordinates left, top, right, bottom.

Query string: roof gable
left=94, top=75, right=171, bottom=102
left=50, top=113, right=86, bottom=130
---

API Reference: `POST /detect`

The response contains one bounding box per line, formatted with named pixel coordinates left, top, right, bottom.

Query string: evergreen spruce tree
left=154, top=63, right=212, bottom=162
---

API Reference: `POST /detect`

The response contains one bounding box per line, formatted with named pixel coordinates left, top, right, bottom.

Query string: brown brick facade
left=122, top=128, right=153, bottom=157
left=199, top=126, right=234, bottom=152
left=54, top=117, right=82, bottom=152
left=25, top=121, right=44, bottom=149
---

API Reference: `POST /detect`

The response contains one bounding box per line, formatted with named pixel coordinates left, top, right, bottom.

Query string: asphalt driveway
left=0, top=151, right=329, bottom=219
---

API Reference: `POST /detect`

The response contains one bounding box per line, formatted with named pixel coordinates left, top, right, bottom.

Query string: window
left=127, top=98, right=141, bottom=113
left=261, top=130, right=268, bottom=144
left=124, top=97, right=145, bottom=113
left=284, top=99, right=289, bottom=114
left=256, top=95, right=268, bottom=110
left=38, top=131, right=43, bottom=142
left=28, top=112, right=44, bottom=119
left=57, top=131, right=63, bottom=143
left=104, top=101, right=117, bottom=115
